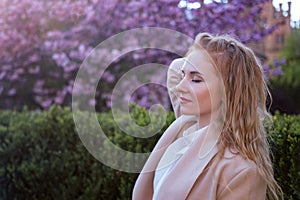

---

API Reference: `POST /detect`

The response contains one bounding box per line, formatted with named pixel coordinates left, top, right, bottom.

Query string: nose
left=175, top=76, right=189, bottom=94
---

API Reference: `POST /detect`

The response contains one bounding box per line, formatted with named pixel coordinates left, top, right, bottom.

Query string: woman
left=132, top=33, right=283, bottom=200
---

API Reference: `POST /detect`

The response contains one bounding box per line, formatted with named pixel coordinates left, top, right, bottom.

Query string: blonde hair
left=187, top=33, right=283, bottom=200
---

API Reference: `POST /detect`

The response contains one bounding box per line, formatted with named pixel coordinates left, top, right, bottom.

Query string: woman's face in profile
left=176, top=49, right=223, bottom=125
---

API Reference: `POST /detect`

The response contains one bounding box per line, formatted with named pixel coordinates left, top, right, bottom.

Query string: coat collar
left=132, top=115, right=220, bottom=200
left=154, top=125, right=219, bottom=200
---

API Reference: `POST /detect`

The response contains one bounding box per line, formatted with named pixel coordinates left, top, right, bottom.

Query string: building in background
left=250, top=1, right=291, bottom=63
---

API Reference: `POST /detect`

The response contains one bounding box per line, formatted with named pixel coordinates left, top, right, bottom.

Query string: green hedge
left=269, top=113, right=300, bottom=199
left=0, top=105, right=299, bottom=199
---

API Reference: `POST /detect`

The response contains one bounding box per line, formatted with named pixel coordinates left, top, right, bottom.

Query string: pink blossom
left=0, top=0, right=283, bottom=110
left=41, top=99, right=52, bottom=109
left=28, top=66, right=40, bottom=74
left=8, top=88, right=16, bottom=96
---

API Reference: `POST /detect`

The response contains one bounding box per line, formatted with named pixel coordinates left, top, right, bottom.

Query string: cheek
left=208, top=82, right=223, bottom=109
left=193, top=83, right=222, bottom=112
left=194, top=85, right=211, bottom=108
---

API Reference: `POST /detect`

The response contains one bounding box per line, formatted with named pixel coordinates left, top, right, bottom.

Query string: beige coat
left=132, top=59, right=267, bottom=200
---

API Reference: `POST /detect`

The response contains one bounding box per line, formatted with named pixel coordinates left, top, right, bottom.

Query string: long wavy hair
left=187, top=33, right=283, bottom=200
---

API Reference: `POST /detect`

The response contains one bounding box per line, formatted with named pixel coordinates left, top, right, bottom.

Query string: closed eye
left=191, top=74, right=204, bottom=83
left=181, top=69, right=204, bottom=82
left=192, top=79, right=203, bottom=83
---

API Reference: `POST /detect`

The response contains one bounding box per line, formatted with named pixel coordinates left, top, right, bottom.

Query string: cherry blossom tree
left=0, top=0, right=281, bottom=110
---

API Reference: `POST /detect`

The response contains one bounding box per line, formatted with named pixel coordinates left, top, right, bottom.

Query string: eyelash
left=181, top=74, right=203, bottom=83
left=192, top=79, right=202, bottom=83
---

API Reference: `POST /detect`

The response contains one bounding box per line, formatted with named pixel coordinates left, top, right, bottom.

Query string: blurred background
left=0, top=0, right=300, bottom=199
left=0, top=0, right=299, bottom=114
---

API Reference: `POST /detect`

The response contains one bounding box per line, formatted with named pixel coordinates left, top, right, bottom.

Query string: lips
left=180, top=97, right=192, bottom=104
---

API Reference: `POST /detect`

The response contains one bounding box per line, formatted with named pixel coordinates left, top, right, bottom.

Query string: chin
left=180, top=109, right=199, bottom=116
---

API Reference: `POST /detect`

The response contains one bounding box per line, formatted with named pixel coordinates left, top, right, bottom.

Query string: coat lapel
left=155, top=126, right=219, bottom=200
left=132, top=115, right=198, bottom=200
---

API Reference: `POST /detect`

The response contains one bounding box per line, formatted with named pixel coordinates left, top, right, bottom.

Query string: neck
left=199, top=110, right=223, bottom=129
left=198, top=113, right=211, bottom=128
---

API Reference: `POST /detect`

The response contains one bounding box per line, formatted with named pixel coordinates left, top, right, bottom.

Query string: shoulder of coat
left=218, top=148, right=258, bottom=171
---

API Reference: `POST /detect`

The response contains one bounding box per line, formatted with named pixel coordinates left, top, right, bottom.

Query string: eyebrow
left=181, top=69, right=203, bottom=75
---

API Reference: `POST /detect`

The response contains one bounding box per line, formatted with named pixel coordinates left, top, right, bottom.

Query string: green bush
left=0, top=105, right=299, bottom=199
left=0, top=105, right=174, bottom=200
left=269, top=112, right=300, bottom=199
